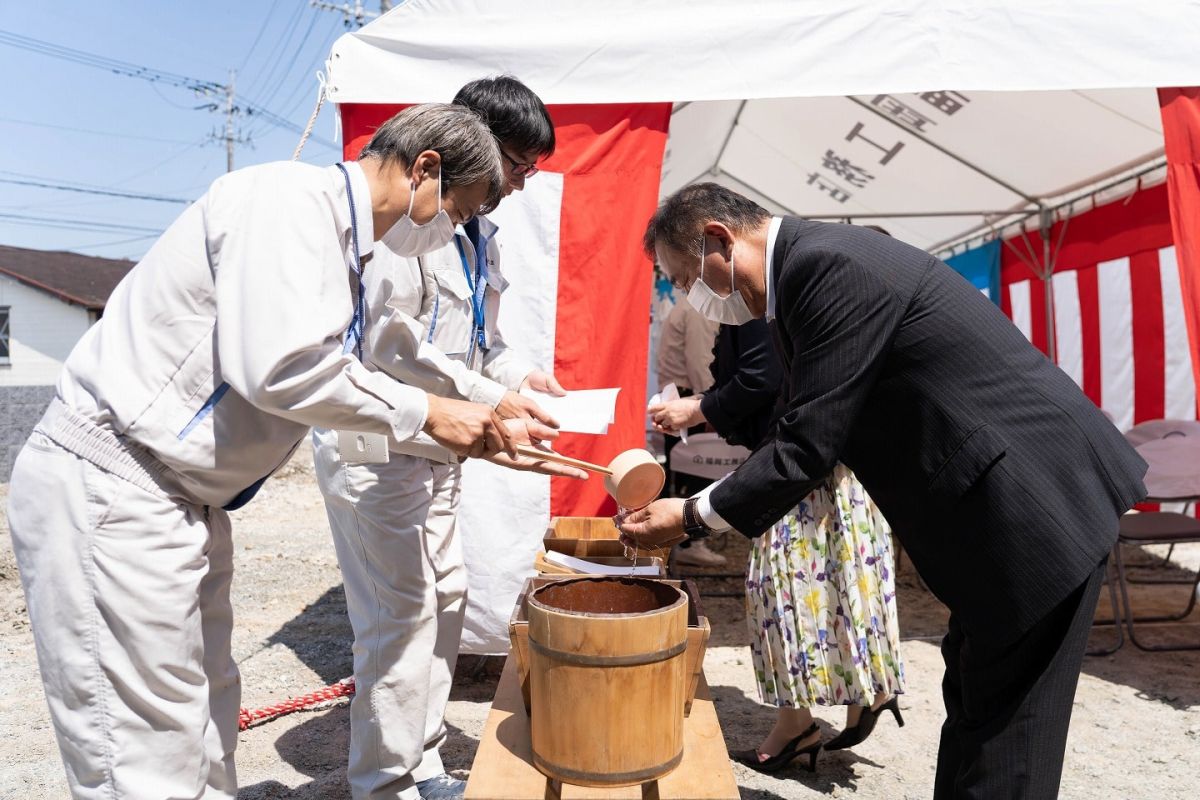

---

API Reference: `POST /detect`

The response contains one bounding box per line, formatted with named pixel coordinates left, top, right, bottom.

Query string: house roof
left=0, top=244, right=135, bottom=311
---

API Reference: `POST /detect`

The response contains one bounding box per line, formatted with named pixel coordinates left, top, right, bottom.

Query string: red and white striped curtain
left=1000, top=184, right=1198, bottom=432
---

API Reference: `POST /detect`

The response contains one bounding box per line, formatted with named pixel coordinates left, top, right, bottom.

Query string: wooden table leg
left=641, top=780, right=661, bottom=800
left=544, top=778, right=563, bottom=800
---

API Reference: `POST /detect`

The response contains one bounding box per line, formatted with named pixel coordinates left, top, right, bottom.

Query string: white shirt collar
left=454, top=214, right=500, bottom=240
left=764, top=216, right=783, bottom=321
left=337, top=161, right=374, bottom=260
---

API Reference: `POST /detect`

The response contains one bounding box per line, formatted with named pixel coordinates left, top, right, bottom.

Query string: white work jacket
left=362, top=216, right=536, bottom=463
left=55, top=161, right=428, bottom=507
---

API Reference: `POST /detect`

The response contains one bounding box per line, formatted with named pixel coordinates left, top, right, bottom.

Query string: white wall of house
left=0, top=273, right=92, bottom=387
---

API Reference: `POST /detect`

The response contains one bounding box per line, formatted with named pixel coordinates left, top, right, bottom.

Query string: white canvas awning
left=326, top=1, right=1200, bottom=105
left=324, top=0, right=1200, bottom=250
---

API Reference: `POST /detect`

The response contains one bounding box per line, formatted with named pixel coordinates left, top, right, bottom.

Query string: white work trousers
left=313, top=430, right=466, bottom=800
left=8, top=413, right=239, bottom=799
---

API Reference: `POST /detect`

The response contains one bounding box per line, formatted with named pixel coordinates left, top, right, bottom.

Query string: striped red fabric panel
left=1131, top=249, right=1166, bottom=422
left=540, top=103, right=672, bottom=515
left=1077, top=266, right=1103, bottom=405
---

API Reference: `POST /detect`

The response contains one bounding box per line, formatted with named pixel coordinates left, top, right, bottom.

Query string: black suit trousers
left=934, top=556, right=1107, bottom=799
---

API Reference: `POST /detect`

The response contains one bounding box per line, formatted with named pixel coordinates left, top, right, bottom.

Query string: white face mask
left=381, top=171, right=457, bottom=257
left=687, top=237, right=755, bottom=325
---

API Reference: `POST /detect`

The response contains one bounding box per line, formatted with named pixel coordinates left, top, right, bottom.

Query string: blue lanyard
left=335, top=163, right=365, bottom=362
left=453, top=235, right=488, bottom=358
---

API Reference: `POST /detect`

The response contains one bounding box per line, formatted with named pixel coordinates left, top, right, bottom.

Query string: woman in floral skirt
left=739, top=464, right=905, bottom=772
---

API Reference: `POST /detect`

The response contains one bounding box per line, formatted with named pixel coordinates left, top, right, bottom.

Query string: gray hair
left=643, top=182, right=770, bottom=258
left=359, top=103, right=504, bottom=213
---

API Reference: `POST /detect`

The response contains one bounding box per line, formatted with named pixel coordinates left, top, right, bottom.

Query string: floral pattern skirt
left=745, top=464, right=905, bottom=708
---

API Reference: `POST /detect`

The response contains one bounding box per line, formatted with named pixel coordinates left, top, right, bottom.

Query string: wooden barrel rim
left=533, top=748, right=684, bottom=786
left=527, top=635, right=687, bottom=667
left=528, top=577, right=686, bottom=619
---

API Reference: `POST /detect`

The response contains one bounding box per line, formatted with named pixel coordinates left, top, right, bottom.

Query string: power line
left=0, top=29, right=222, bottom=94
left=238, top=0, right=285, bottom=75
left=106, top=141, right=207, bottom=189
left=0, top=116, right=199, bottom=145
left=71, top=232, right=162, bottom=250
left=252, top=18, right=343, bottom=139
left=0, top=29, right=337, bottom=150
left=0, top=177, right=189, bottom=204
left=311, top=1, right=388, bottom=28
left=243, top=3, right=308, bottom=100
left=251, top=8, right=325, bottom=118
left=0, top=212, right=164, bottom=235
left=1, top=168, right=182, bottom=195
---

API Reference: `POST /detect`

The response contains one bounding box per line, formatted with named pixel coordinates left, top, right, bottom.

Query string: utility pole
left=197, top=70, right=251, bottom=172
left=310, top=0, right=389, bottom=28
left=223, top=70, right=236, bottom=172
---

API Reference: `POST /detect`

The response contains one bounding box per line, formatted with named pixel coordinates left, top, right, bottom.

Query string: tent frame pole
left=1040, top=207, right=1057, bottom=362
left=929, top=159, right=1166, bottom=256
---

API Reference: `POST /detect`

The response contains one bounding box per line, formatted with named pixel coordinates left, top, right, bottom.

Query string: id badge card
left=337, top=429, right=390, bottom=464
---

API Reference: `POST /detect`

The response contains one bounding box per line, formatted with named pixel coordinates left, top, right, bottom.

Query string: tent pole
left=1040, top=207, right=1057, bottom=363
left=930, top=158, right=1165, bottom=256
left=709, top=100, right=748, bottom=176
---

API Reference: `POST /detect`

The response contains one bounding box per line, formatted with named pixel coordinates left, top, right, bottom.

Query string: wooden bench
left=465, top=655, right=739, bottom=800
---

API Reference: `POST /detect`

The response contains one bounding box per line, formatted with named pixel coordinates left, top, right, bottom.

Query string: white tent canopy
left=323, top=0, right=1200, bottom=652
left=325, top=0, right=1200, bottom=250
left=326, top=1, right=1200, bottom=104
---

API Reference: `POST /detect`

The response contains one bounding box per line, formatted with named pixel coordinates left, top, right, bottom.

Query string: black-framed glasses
left=500, top=149, right=540, bottom=178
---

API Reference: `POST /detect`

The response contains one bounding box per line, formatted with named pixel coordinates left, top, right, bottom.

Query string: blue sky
left=0, top=1, right=369, bottom=261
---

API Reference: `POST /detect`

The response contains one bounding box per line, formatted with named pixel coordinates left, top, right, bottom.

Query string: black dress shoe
left=731, top=722, right=822, bottom=773
left=824, top=697, right=905, bottom=751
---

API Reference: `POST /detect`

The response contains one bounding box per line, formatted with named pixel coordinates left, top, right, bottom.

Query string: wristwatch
left=681, top=497, right=712, bottom=541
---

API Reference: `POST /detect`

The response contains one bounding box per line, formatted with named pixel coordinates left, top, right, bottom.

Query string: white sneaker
left=674, top=540, right=727, bottom=568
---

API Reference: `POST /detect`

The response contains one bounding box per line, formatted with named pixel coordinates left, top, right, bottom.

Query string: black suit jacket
left=712, top=217, right=1147, bottom=640
left=701, top=320, right=784, bottom=449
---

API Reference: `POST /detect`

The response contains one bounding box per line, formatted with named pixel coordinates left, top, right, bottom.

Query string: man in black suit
left=620, top=183, right=1147, bottom=798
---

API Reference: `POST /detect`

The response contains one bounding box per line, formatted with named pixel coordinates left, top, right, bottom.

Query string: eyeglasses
left=500, top=149, right=540, bottom=178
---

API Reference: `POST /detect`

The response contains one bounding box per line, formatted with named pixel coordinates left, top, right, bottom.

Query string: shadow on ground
left=709, top=682, right=888, bottom=797
left=264, top=585, right=354, bottom=685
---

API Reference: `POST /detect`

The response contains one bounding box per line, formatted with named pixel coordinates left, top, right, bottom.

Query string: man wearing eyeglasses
left=311, top=76, right=566, bottom=800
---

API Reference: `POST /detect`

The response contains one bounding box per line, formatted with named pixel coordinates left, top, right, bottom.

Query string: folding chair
left=1112, top=511, right=1200, bottom=651
left=1110, top=435, right=1200, bottom=652
left=1121, top=419, right=1200, bottom=578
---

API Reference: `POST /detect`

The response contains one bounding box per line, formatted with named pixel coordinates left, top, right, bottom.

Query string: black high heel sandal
left=824, top=697, right=905, bottom=751
left=731, top=722, right=822, bottom=773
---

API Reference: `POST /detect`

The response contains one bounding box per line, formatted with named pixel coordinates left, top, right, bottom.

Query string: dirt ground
left=3, top=445, right=1199, bottom=799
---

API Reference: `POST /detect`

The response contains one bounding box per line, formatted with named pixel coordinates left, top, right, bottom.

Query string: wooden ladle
left=514, top=446, right=666, bottom=509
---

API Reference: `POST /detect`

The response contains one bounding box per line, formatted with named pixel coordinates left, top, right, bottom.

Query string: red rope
left=238, top=677, right=356, bottom=731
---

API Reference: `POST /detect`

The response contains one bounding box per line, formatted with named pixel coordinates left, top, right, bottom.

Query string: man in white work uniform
left=313, top=77, right=574, bottom=800
left=6, top=103, right=567, bottom=800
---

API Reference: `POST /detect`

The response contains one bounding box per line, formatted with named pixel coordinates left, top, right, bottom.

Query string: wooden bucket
left=510, top=576, right=710, bottom=718
left=526, top=577, right=688, bottom=787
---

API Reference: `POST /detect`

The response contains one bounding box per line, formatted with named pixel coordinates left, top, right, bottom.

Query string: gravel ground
left=3, top=446, right=1199, bottom=799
